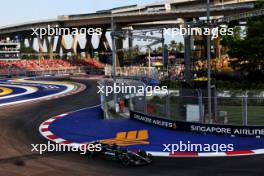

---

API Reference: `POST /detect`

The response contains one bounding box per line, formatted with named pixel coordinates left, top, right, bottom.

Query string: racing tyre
left=121, top=156, right=130, bottom=166
left=147, top=153, right=153, bottom=163
left=90, top=151, right=97, bottom=157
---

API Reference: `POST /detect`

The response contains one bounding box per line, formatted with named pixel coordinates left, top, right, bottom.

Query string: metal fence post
left=129, top=94, right=134, bottom=111
left=214, top=86, right=218, bottom=121
left=166, top=89, right=170, bottom=119
left=103, top=81, right=109, bottom=119
left=242, top=91, right=248, bottom=126
left=99, top=80, right=107, bottom=120
left=144, top=84, right=147, bottom=114
left=198, top=92, right=204, bottom=123
left=245, top=91, right=248, bottom=126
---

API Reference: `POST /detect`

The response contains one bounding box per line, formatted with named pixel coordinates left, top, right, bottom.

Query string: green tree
left=133, top=45, right=141, bottom=56
left=225, top=1, right=264, bottom=77
left=20, top=43, right=36, bottom=54
left=169, top=40, right=177, bottom=52
left=177, top=42, right=184, bottom=52
left=221, top=26, right=242, bottom=55
left=168, top=40, right=184, bottom=52
left=121, top=45, right=142, bottom=60
left=152, top=46, right=163, bottom=54
left=20, top=43, right=37, bottom=59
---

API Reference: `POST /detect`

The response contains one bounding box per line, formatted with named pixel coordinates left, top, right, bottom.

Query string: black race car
left=88, top=142, right=153, bottom=166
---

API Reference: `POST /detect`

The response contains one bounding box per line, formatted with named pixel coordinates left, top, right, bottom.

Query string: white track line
left=0, top=79, right=85, bottom=107
left=0, top=84, right=37, bottom=100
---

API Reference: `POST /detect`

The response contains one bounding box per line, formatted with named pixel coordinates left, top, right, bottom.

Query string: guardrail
left=130, top=110, right=264, bottom=137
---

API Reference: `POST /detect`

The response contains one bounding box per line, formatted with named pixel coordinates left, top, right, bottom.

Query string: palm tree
left=177, top=42, right=184, bottom=52
left=157, top=46, right=163, bottom=54
left=169, top=40, right=178, bottom=52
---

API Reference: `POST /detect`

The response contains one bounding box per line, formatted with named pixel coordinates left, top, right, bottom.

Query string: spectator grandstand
left=79, top=58, right=105, bottom=69
left=0, top=58, right=105, bottom=76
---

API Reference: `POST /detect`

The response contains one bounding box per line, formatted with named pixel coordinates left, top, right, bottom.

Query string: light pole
left=111, top=15, right=117, bottom=112
left=148, top=46, right=151, bottom=68
left=206, top=0, right=212, bottom=122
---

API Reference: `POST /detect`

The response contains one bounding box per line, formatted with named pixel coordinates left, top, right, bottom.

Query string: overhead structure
left=0, top=0, right=257, bottom=61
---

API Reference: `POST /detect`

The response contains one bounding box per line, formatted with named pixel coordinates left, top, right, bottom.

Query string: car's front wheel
left=146, top=153, right=153, bottom=163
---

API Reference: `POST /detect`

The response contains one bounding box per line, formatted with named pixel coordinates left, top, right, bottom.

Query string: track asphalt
left=0, top=77, right=263, bottom=176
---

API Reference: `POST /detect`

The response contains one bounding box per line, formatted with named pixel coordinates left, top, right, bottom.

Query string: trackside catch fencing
left=98, top=78, right=146, bottom=119
left=98, top=79, right=264, bottom=126
left=104, top=66, right=159, bottom=80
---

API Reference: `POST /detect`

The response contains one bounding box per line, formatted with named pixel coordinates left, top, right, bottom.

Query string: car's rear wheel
left=121, top=156, right=130, bottom=166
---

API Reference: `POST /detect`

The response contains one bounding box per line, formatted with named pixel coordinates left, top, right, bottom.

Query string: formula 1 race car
left=89, top=142, right=153, bottom=166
